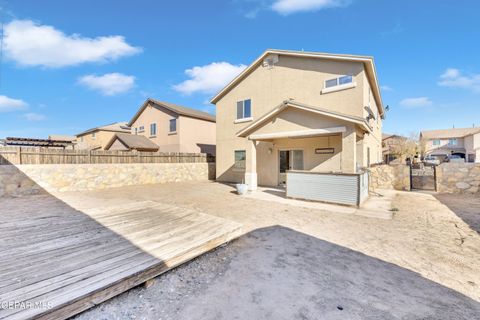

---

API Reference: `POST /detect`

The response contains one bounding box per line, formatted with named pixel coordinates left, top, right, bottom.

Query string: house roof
left=236, top=99, right=372, bottom=138
left=105, top=133, right=159, bottom=151
left=420, top=127, right=480, bottom=139
left=77, top=122, right=130, bottom=137
left=128, top=98, right=216, bottom=127
left=210, top=49, right=384, bottom=117
left=382, top=133, right=407, bottom=141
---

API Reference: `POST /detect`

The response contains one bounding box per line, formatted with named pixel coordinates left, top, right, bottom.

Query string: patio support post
left=341, top=127, right=357, bottom=173
left=245, top=139, right=258, bottom=190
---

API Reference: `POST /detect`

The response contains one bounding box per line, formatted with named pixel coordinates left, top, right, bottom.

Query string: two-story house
left=76, top=122, right=131, bottom=150
left=212, top=49, right=384, bottom=190
left=128, top=98, right=216, bottom=155
left=420, top=127, right=480, bottom=162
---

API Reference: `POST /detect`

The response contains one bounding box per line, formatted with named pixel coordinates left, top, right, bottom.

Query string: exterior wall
left=76, top=130, right=119, bottom=149
left=361, top=72, right=383, bottom=166
left=179, top=116, right=216, bottom=155
left=130, top=105, right=216, bottom=154
left=464, top=133, right=480, bottom=163
left=436, top=163, right=480, bottom=193
left=130, top=104, right=181, bottom=152
left=216, top=54, right=383, bottom=183
left=0, top=163, right=213, bottom=197
left=369, top=164, right=411, bottom=191
left=424, top=137, right=466, bottom=155
left=108, top=139, right=129, bottom=151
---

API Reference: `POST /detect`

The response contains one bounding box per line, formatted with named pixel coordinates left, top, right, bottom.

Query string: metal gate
left=410, top=163, right=436, bottom=191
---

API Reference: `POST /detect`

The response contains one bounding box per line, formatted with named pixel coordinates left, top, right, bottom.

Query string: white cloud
left=381, top=85, right=393, bottom=92
left=0, top=95, right=28, bottom=112
left=173, top=62, right=247, bottom=95
left=78, top=73, right=136, bottom=96
left=4, top=20, right=141, bottom=68
left=438, top=68, right=480, bottom=93
left=399, top=97, right=433, bottom=108
left=22, top=112, right=46, bottom=121
left=271, top=0, right=350, bottom=15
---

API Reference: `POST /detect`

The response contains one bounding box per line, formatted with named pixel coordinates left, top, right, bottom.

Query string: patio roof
left=236, top=100, right=371, bottom=139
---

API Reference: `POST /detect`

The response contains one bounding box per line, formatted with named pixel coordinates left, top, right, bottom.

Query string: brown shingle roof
left=106, top=133, right=159, bottom=151
left=128, top=98, right=215, bottom=127
left=420, top=127, right=480, bottom=139
left=77, top=122, right=131, bottom=136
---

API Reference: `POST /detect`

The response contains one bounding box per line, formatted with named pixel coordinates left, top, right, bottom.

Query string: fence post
left=88, top=149, right=92, bottom=164
left=17, top=147, right=22, bottom=165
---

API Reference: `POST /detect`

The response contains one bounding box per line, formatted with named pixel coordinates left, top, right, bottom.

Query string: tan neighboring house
left=76, top=122, right=131, bottom=150
left=420, top=127, right=480, bottom=163
left=128, top=98, right=216, bottom=155
left=105, top=133, right=159, bottom=152
left=212, top=49, right=384, bottom=190
left=382, top=133, right=408, bottom=164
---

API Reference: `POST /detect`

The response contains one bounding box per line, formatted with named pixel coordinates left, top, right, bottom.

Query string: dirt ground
left=52, top=181, right=480, bottom=319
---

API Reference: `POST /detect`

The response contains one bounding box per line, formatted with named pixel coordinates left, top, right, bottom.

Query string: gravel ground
left=55, top=182, right=480, bottom=319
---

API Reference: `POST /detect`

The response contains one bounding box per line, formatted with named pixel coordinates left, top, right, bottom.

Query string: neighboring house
left=420, top=127, right=480, bottom=163
left=105, top=133, right=159, bottom=152
left=76, top=122, right=131, bottom=150
left=212, top=49, right=384, bottom=190
left=382, top=133, right=408, bottom=164
left=128, top=98, right=216, bottom=155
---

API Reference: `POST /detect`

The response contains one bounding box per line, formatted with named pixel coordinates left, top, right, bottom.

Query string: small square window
left=169, top=118, right=177, bottom=133
left=234, top=150, right=246, bottom=170
left=432, top=139, right=441, bottom=146
left=449, top=138, right=458, bottom=145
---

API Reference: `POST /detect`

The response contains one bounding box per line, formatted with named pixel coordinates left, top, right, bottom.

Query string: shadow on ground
left=435, top=193, right=480, bottom=234
left=77, top=225, right=480, bottom=320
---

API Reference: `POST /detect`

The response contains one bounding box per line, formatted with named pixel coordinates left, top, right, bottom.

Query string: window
left=150, top=123, right=157, bottom=136
left=325, top=75, right=353, bottom=88
left=169, top=118, right=177, bottom=133
left=449, top=138, right=458, bottom=145
left=432, top=139, right=441, bottom=146
left=138, top=126, right=145, bottom=133
left=234, top=150, right=246, bottom=171
left=91, top=132, right=96, bottom=140
left=236, top=99, right=252, bottom=120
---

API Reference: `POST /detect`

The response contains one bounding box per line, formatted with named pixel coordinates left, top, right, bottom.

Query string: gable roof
left=236, top=99, right=372, bottom=138
left=105, top=133, right=159, bottom=151
left=128, top=98, right=216, bottom=127
left=420, top=127, right=480, bottom=139
left=210, top=49, right=384, bottom=117
left=77, top=122, right=130, bottom=137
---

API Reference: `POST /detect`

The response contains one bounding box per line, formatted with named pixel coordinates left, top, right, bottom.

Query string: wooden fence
left=0, top=147, right=214, bottom=165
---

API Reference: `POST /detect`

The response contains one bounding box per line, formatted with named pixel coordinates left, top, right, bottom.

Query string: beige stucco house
left=128, top=98, right=216, bottom=155
left=420, top=127, right=480, bottom=163
left=105, top=133, right=159, bottom=152
left=212, top=49, right=384, bottom=190
left=76, top=122, right=131, bottom=150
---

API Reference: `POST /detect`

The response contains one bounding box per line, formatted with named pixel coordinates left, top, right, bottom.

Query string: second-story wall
left=77, top=130, right=118, bottom=149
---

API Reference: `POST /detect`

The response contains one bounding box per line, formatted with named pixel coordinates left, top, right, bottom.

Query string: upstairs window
left=432, top=139, right=441, bottom=146
left=325, top=75, right=353, bottom=89
left=138, top=126, right=145, bottom=133
left=150, top=123, right=157, bottom=136
left=236, top=99, right=252, bottom=120
left=170, top=118, right=177, bottom=133
left=91, top=132, right=96, bottom=140
left=449, top=138, right=458, bottom=145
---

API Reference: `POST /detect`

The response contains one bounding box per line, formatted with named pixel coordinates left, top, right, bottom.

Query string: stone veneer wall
left=368, top=164, right=411, bottom=191
left=436, top=163, right=480, bottom=193
left=0, top=163, right=214, bottom=197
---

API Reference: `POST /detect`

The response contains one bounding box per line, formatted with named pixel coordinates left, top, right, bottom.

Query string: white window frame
left=150, top=123, right=157, bottom=137
left=235, top=99, right=252, bottom=122
left=169, top=118, right=177, bottom=134
left=138, top=126, right=145, bottom=133
left=432, top=139, right=441, bottom=146
left=322, top=75, right=356, bottom=94
left=449, top=138, right=458, bottom=145
left=233, top=150, right=246, bottom=171
left=91, top=132, right=96, bottom=140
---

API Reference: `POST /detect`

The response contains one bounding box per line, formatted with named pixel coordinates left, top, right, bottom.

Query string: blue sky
left=0, top=0, right=479, bottom=138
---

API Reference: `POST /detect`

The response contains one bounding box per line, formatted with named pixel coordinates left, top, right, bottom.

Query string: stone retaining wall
left=436, top=163, right=480, bottom=193
left=0, top=163, right=214, bottom=197
left=368, top=164, right=411, bottom=191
